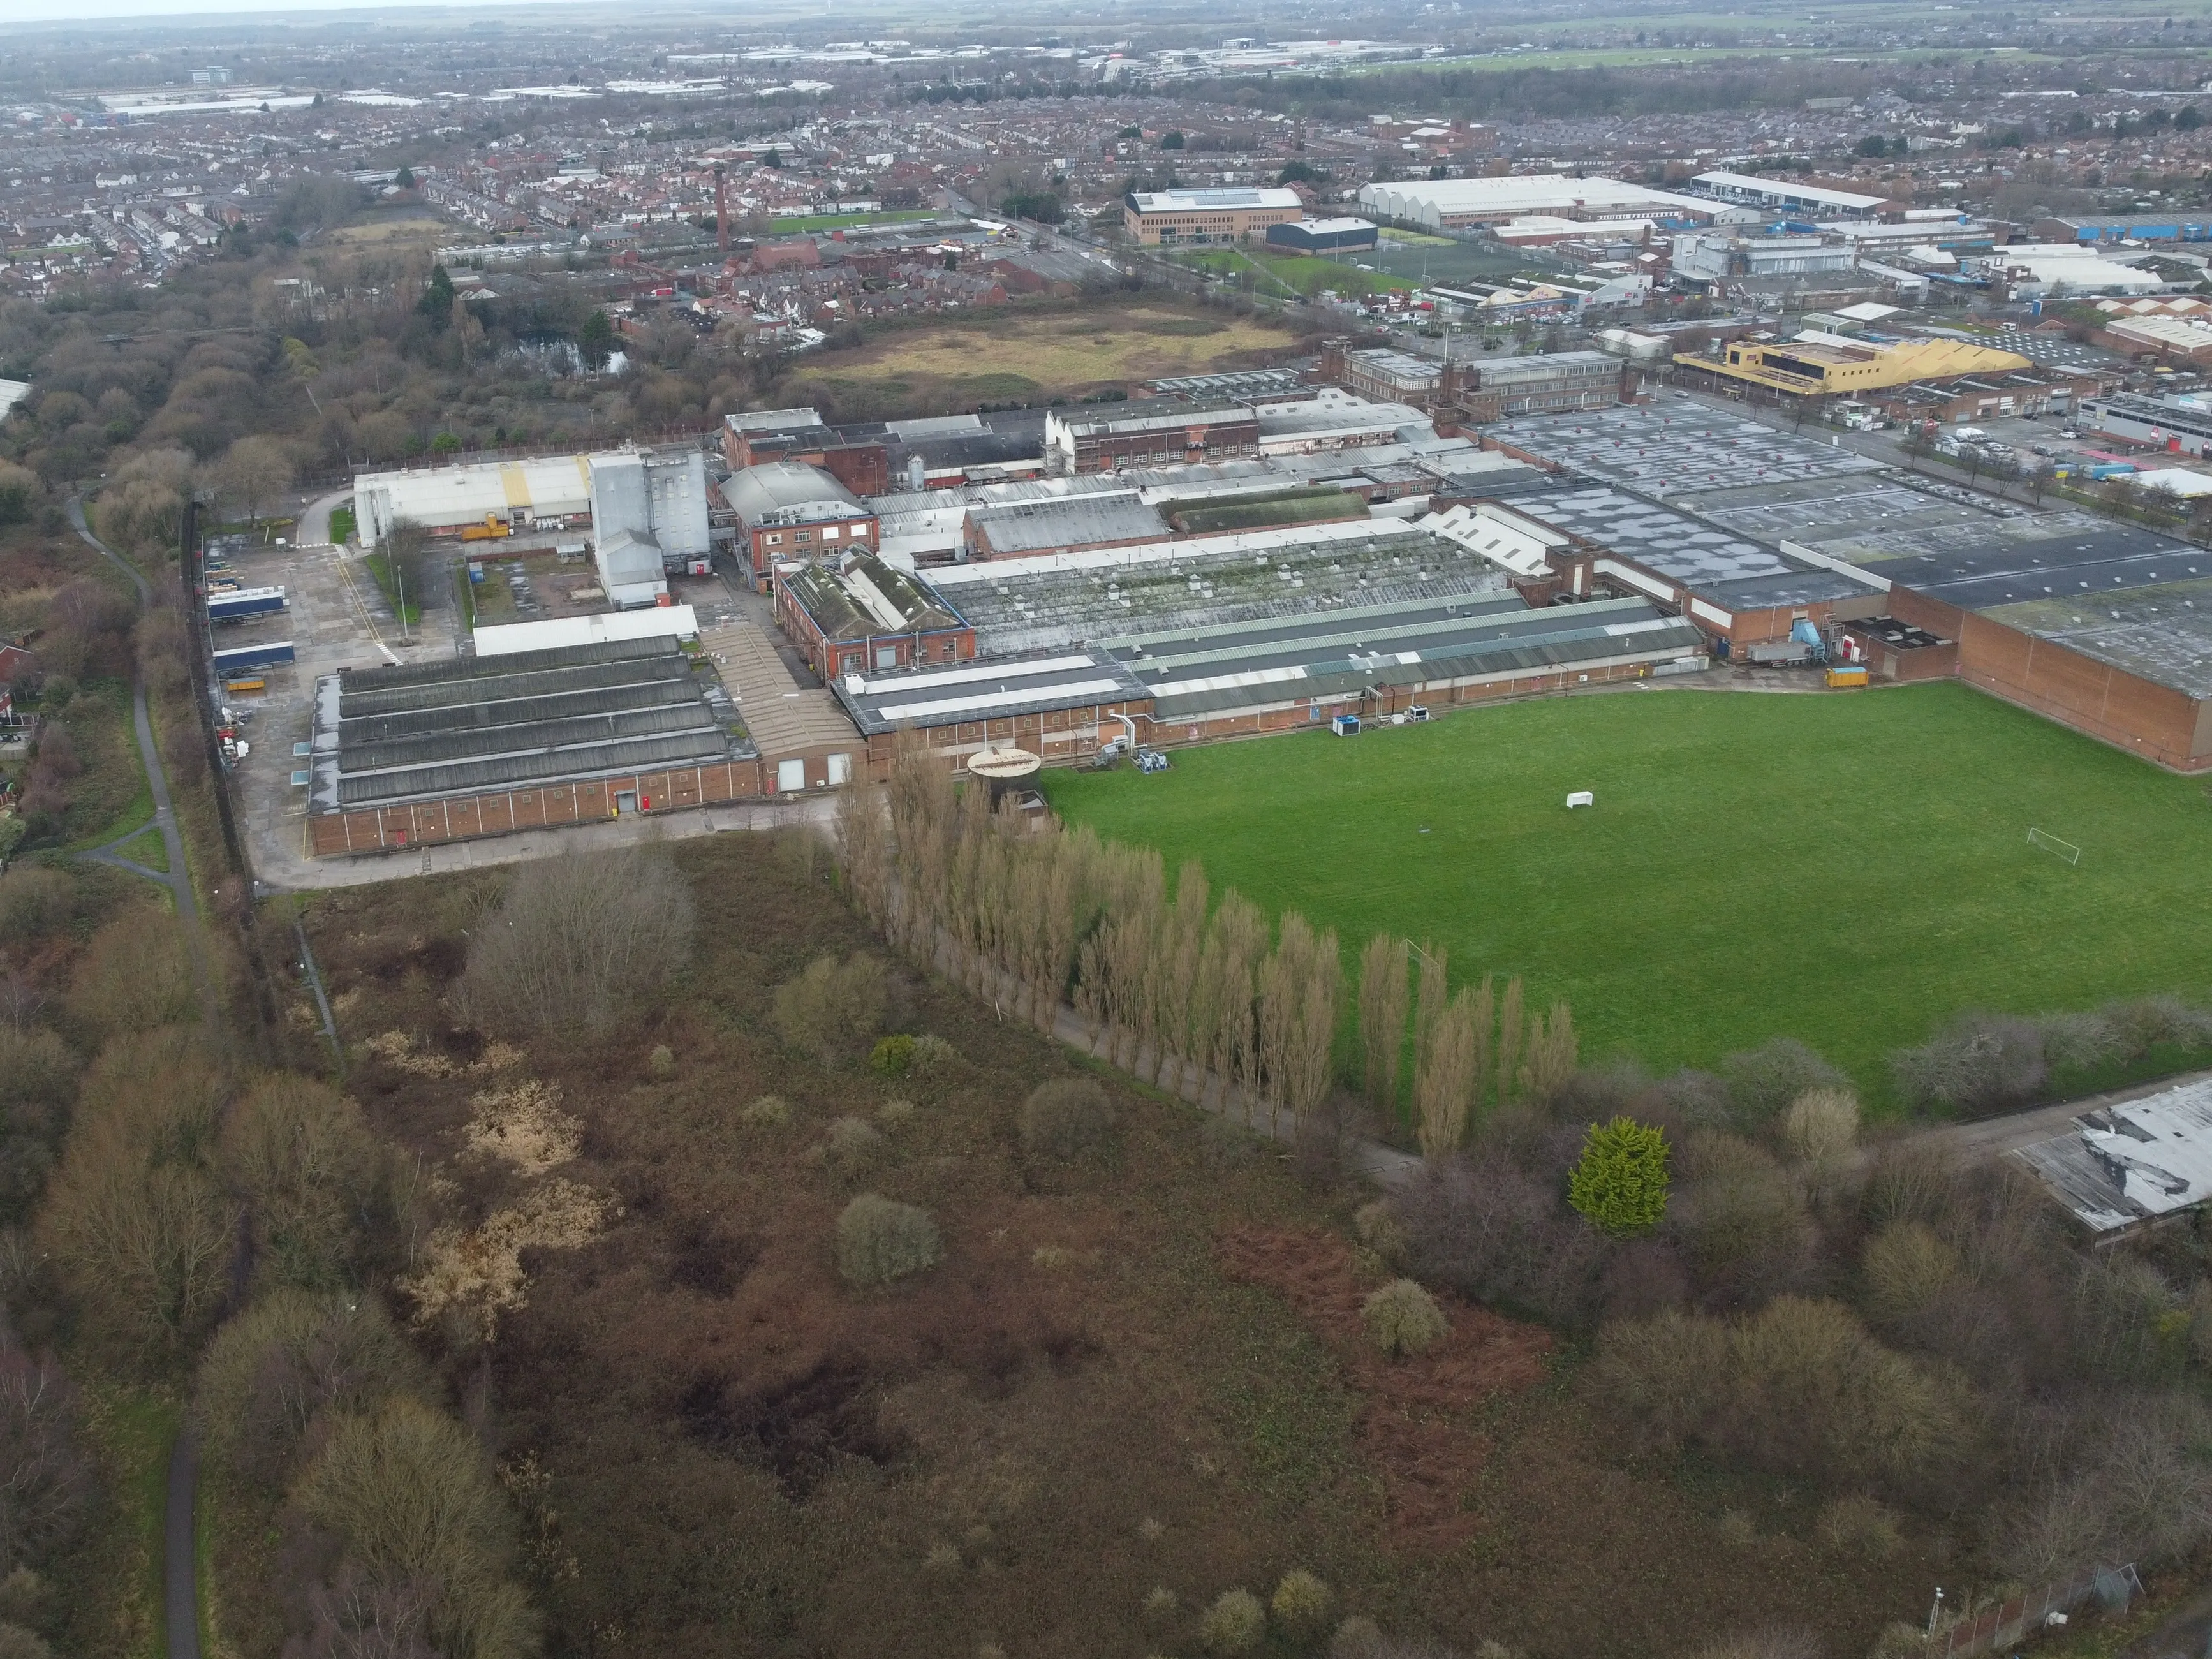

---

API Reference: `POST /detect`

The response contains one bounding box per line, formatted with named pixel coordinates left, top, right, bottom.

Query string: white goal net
left=2028, top=827, right=2081, bottom=866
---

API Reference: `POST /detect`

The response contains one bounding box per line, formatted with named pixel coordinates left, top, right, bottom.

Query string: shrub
left=293, top=1396, right=537, bottom=1659
left=835, top=1195, right=940, bottom=1287
left=1394, top=1154, right=1604, bottom=1327
left=1020, top=1077, right=1115, bottom=1159
left=1861, top=1221, right=1963, bottom=1325
left=870, top=1034, right=917, bottom=1077
left=0, top=1349, right=91, bottom=1575
left=1363, top=1279, right=1447, bottom=1359
left=66, top=911, right=196, bottom=1038
left=1814, top=1494, right=1903, bottom=1557
left=219, top=1075, right=383, bottom=1295
left=1592, top=1308, right=1730, bottom=1452
left=823, top=1116, right=881, bottom=1167
left=0, top=1625, right=50, bottom=1659
left=1860, top=1143, right=1957, bottom=1231
left=645, top=1045, right=675, bottom=1079
left=193, top=1288, right=428, bottom=1482
left=1198, top=1589, right=1266, bottom=1655
left=1719, top=1038, right=1846, bottom=1126
left=910, top=1033, right=957, bottom=1070
left=878, top=1098, right=915, bottom=1126
left=1567, top=1117, right=1671, bottom=1239
left=1353, top=1199, right=1408, bottom=1269
left=1780, top=1087, right=1859, bottom=1169
left=772, top=953, right=888, bottom=1065
left=1144, top=1586, right=1178, bottom=1616
left=1889, top=1014, right=2049, bottom=1114
left=740, top=1095, right=791, bottom=1126
left=1271, top=1569, right=1335, bottom=1638
left=1670, top=1130, right=1811, bottom=1292
left=1691, top=1632, right=1818, bottom=1659
left=0, top=869, right=71, bottom=947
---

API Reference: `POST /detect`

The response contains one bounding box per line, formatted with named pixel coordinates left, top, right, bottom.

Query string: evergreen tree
left=1567, top=1116, right=1670, bottom=1238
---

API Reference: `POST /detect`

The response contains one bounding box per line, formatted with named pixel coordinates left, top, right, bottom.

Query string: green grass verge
left=77, top=1383, right=177, bottom=1659
left=109, top=825, right=169, bottom=872
left=1172, top=246, right=1417, bottom=297
left=327, top=505, right=357, bottom=546
left=770, top=209, right=938, bottom=233
left=1042, top=682, right=2212, bottom=1105
left=359, top=552, right=424, bottom=627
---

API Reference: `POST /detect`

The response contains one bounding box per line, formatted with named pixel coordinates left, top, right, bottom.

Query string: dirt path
left=66, top=494, right=210, bottom=1659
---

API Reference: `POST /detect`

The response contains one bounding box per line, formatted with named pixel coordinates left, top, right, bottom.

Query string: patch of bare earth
left=1217, top=1224, right=1552, bottom=1547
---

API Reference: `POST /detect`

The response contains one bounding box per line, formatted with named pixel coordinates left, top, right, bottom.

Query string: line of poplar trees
left=836, top=755, right=1575, bottom=1145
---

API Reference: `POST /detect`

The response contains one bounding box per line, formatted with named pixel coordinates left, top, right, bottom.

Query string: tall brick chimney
left=714, top=164, right=729, bottom=256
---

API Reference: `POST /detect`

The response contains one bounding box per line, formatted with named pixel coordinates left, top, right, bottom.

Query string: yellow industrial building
left=1682, top=335, right=2034, bottom=398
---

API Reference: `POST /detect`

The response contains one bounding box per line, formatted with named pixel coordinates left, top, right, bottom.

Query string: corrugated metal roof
left=335, top=731, right=733, bottom=807
left=698, top=623, right=860, bottom=758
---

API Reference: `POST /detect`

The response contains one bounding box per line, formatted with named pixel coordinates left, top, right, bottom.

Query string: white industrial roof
left=1130, top=186, right=1302, bottom=212
left=473, top=605, right=698, bottom=656
left=2013, top=1078, right=2212, bottom=1234
left=356, top=454, right=594, bottom=538
left=1691, top=170, right=1889, bottom=212
left=1359, top=173, right=1713, bottom=221
left=926, top=515, right=1422, bottom=587
left=0, top=380, right=29, bottom=420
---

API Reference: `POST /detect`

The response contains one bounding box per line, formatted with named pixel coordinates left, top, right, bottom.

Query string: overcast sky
left=4, top=0, right=568, bottom=24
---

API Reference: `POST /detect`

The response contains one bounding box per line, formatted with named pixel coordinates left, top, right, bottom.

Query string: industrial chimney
left=714, top=164, right=730, bottom=256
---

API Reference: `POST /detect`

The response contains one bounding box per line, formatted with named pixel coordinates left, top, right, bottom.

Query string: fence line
left=1936, top=1564, right=2134, bottom=1658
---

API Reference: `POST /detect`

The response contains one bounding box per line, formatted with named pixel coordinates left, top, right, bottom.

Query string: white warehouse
left=354, top=454, right=594, bottom=548
left=1357, top=174, right=1725, bottom=231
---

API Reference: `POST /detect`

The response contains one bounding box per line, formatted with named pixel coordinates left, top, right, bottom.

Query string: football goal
left=2028, top=827, right=2082, bottom=866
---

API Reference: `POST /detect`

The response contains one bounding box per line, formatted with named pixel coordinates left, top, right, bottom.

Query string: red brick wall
left=308, top=760, right=770, bottom=857
left=1887, top=588, right=2209, bottom=769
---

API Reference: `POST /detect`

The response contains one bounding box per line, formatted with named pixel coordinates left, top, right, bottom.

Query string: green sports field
left=1041, top=684, right=2212, bottom=1100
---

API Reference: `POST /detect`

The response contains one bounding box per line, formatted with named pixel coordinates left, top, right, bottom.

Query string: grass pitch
left=1042, top=684, right=2212, bottom=1100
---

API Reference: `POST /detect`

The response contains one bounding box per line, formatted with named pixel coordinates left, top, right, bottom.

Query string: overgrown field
left=792, top=301, right=1302, bottom=417
left=1043, top=682, right=2212, bottom=1102
left=296, top=835, right=1940, bottom=1658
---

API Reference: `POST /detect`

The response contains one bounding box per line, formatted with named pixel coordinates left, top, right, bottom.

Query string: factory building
left=1265, top=217, right=1379, bottom=254
left=587, top=446, right=711, bottom=608
left=1670, top=233, right=1857, bottom=284
left=722, top=461, right=880, bottom=587
left=305, top=635, right=759, bottom=856
left=720, top=406, right=890, bottom=498
left=1681, top=334, right=2033, bottom=401
left=1315, top=341, right=1630, bottom=420
left=1357, top=175, right=1722, bottom=231
left=774, top=552, right=975, bottom=679
left=1121, top=186, right=1304, bottom=245
left=1686, top=170, right=1896, bottom=220
left=354, top=453, right=594, bottom=548
left=1043, top=399, right=1262, bottom=473
left=964, top=493, right=1169, bottom=561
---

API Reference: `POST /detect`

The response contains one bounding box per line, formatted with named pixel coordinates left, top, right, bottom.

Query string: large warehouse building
left=1122, top=186, right=1304, bottom=245
left=1484, top=402, right=2212, bottom=771
left=1357, top=174, right=1723, bottom=231
left=355, top=453, right=594, bottom=547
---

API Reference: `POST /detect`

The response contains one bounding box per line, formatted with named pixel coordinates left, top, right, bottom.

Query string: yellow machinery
left=459, top=513, right=512, bottom=542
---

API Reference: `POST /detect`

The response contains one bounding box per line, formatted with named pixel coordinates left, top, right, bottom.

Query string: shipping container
left=212, top=640, right=296, bottom=671
left=207, top=585, right=288, bottom=620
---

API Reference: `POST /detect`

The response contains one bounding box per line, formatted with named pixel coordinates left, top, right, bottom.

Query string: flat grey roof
left=1515, top=485, right=1803, bottom=587
left=1487, top=404, right=1887, bottom=496
left=968, top=492, right=1169, bottom=552
left=1102, top=591, right=1706, bottom=719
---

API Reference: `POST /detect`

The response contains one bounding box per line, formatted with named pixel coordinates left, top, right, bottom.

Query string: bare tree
left=36, top=1029, right=232, bottom=1360
left=457, top=843, right=695, bottom=1037
left=1495, top=976, right=1525, bottom=1109
left=1415, top=990, right=1477, bottom=1162
left=1358, top=933, right=1409, bottom=1117
left=214, top=434, right=296, bottom=529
